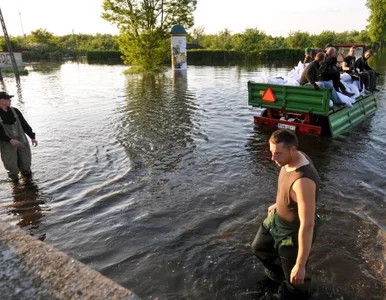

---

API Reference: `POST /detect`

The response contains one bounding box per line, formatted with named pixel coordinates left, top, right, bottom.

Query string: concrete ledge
left=0, top=221, right=141, bottom=299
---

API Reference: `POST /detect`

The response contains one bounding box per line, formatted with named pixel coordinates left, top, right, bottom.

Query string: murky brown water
left=0, top=52, right=385, bottom=299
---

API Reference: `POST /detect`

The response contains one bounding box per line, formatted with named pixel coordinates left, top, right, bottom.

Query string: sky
left=1, top=0, right=370, bottom=38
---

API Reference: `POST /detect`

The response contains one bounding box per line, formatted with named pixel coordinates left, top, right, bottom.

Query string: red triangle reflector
left=262, top=88, right=276, bottom=103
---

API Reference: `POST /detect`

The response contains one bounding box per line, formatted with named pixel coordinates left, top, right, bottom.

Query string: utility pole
left=0, top=8, right=20, bottom=83
left=19, top=10, right=26, bottom=37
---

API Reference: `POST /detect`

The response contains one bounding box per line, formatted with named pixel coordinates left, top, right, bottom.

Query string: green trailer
left=248, top=81, right=378, bottom=137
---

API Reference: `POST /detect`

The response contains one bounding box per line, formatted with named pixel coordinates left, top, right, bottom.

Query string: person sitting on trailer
left=300, top=52, right=346, bottom=106
left=324, top=43, right=334, bottom=49
left=320, top=47, right=355, bottom=97
left=303, top=48, right=313, bottom=65
left=342, top=46, right=371, bottom=93
left=324, top=43, right=341, bottom=71
left=354, top=49, right=380, bottom=92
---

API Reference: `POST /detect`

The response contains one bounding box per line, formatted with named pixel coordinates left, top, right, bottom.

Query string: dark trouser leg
left=338, top=81, right=347, bottom=93
left=360, top=72, right=370, bottom=90
left=251, top=224, right=284, bottom=277
left=367, top=70, right=376, bottom=90
left=0, top=142, right=20, bottom=180
left=321, top=71, right=342, bottom=92
left=279, top=244, right=311, bottom=298
left=17, top=141, right=32, bottom=175
left=350, top=75, right=361, bottom=91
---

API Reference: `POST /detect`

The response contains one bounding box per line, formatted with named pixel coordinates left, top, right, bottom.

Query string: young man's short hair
left=269, top=129, right=298, bottom=149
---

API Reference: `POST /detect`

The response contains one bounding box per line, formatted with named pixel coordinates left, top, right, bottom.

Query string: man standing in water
left=0, top=92, right=38, bottom=183
left=251, top=129, right=321, bottom=299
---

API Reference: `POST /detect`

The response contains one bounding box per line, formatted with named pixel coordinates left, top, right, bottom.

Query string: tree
left=366, top=0, right=386, bottom=43
left=29, top=29, right=56, bottom=45
left=311, top=30, right=338, bottom=48
left=356, top=30, right=371, bottom=44
left=102, top=0, right=197, bottom=71
left=189, top=25, right=205, bottom=45
left=200, top=34, right=220, bottom=49
left=0, top=36, right=25, bottom=52
left=285, top=31, right=312, bottom=49
left=259, top=35, right=286, bottom=50
left=218, top=28, right=233, bottom=50
left=237, top=28, right=267, bottom=52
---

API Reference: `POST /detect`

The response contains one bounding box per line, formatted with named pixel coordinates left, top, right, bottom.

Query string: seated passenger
left=324, top=43, right=342, bottom=70
left=300, top=52, right=345, bottom=105
left=320, top=47, right=355, bottom=97
left=354, top=49, right=380, bottom=92
left=342, top=46, right=370, bottom=93
left=303, top=47, right=313, bottom=65
left=324, top=43, right=334, bottom=49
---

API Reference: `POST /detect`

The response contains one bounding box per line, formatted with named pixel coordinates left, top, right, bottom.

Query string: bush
left=87, top=50, right=123, bottom=64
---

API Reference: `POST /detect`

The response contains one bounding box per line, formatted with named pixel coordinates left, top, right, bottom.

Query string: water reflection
left=0, top=75, right=6, bottom=91
left=172, top=69, right=188, bottom=91
left=24, top=62, right=62, bottom=73
left=116, top=73, right=196, bottom=173
left=15, top=81, right=23, bottom=103
left=9, top=178, right=47, bottom=241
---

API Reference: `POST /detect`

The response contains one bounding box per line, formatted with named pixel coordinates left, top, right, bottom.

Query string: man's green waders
left=0, top=107, right=32, bottom=180
left=251, top=210, right=322, bottom=297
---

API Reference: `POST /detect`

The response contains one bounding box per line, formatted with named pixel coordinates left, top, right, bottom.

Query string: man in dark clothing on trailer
left=320, top=47, right=355, bottom=97
left=300, top=52, right=345, bottom=105
left=342, top=46, right=371, bottom=93
left=354, top=49, right=380, bottom=92
left=303, top=47, right=313, bottom=65
left=251, top=129, right=321, bottom=300
left=0, top=91, right=38, bottom=183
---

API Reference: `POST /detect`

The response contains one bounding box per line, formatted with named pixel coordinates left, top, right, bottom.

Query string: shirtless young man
left=251, top=129, right=321, bottom=299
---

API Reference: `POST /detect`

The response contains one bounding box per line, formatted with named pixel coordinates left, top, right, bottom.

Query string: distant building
left=187, top=43, right=204, bottom=50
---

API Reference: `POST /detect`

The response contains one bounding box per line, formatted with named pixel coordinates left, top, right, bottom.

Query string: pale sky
left=1, top=0, right=370, bottom=37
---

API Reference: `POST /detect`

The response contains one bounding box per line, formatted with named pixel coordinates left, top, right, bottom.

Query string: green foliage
left=248, top=48, right=303, bottom=63
left=187, top=48, right=302, bottom=65
left=1, top=68, right=29, bottom=75
left=117, top=30, right=170, bottom=71
left=356, top=30, right=372, bottom=44
left=311, top=31, right=338, bottom=48
left=22, top=49, right=75, bottom=62
left=87, top=50, right=123, bottom=64
left=3, top=29, right=120, bottom=62
left=0, top=36, right=25, bottom=52
left=101, top=0, right=197, bottom=71
left=29, top=29, right=56, bottom=45
left=285, top=31, right=312, bottom=49
left=1, top=11, right=380, bottom=66
left=217, top=29, right=234, bottom=50
left=260, top=35, right=286, bottom=50
left=200, top=34, right=221, bottom=49
left=366, top=0, right=386, bottom=42
left=236, top=28, right=266, bottom=52
left=188, top=49, right=244, bottom=65
left=188, top=25, right=205, bottom=44
left=54, top=33, right=119, bottom=52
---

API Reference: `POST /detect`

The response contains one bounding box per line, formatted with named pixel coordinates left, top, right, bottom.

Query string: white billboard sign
left=171, top=36, right=187, bottom=71
left=0, top=52, right=24, bottom=68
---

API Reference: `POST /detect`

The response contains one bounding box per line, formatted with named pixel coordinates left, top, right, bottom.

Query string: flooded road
left=0, top=54, right=385, bottom=299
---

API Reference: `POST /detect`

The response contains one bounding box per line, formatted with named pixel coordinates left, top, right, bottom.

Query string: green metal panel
left=248, top=81, right=332, bottom=116
left=328, top=94, right=378, bottom=138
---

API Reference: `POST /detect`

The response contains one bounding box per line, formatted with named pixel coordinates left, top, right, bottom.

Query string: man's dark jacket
left=300, top=60, right=321, bottom=88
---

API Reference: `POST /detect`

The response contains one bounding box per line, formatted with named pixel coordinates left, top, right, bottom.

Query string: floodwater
left=0, top=52, right=385, bottom=300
